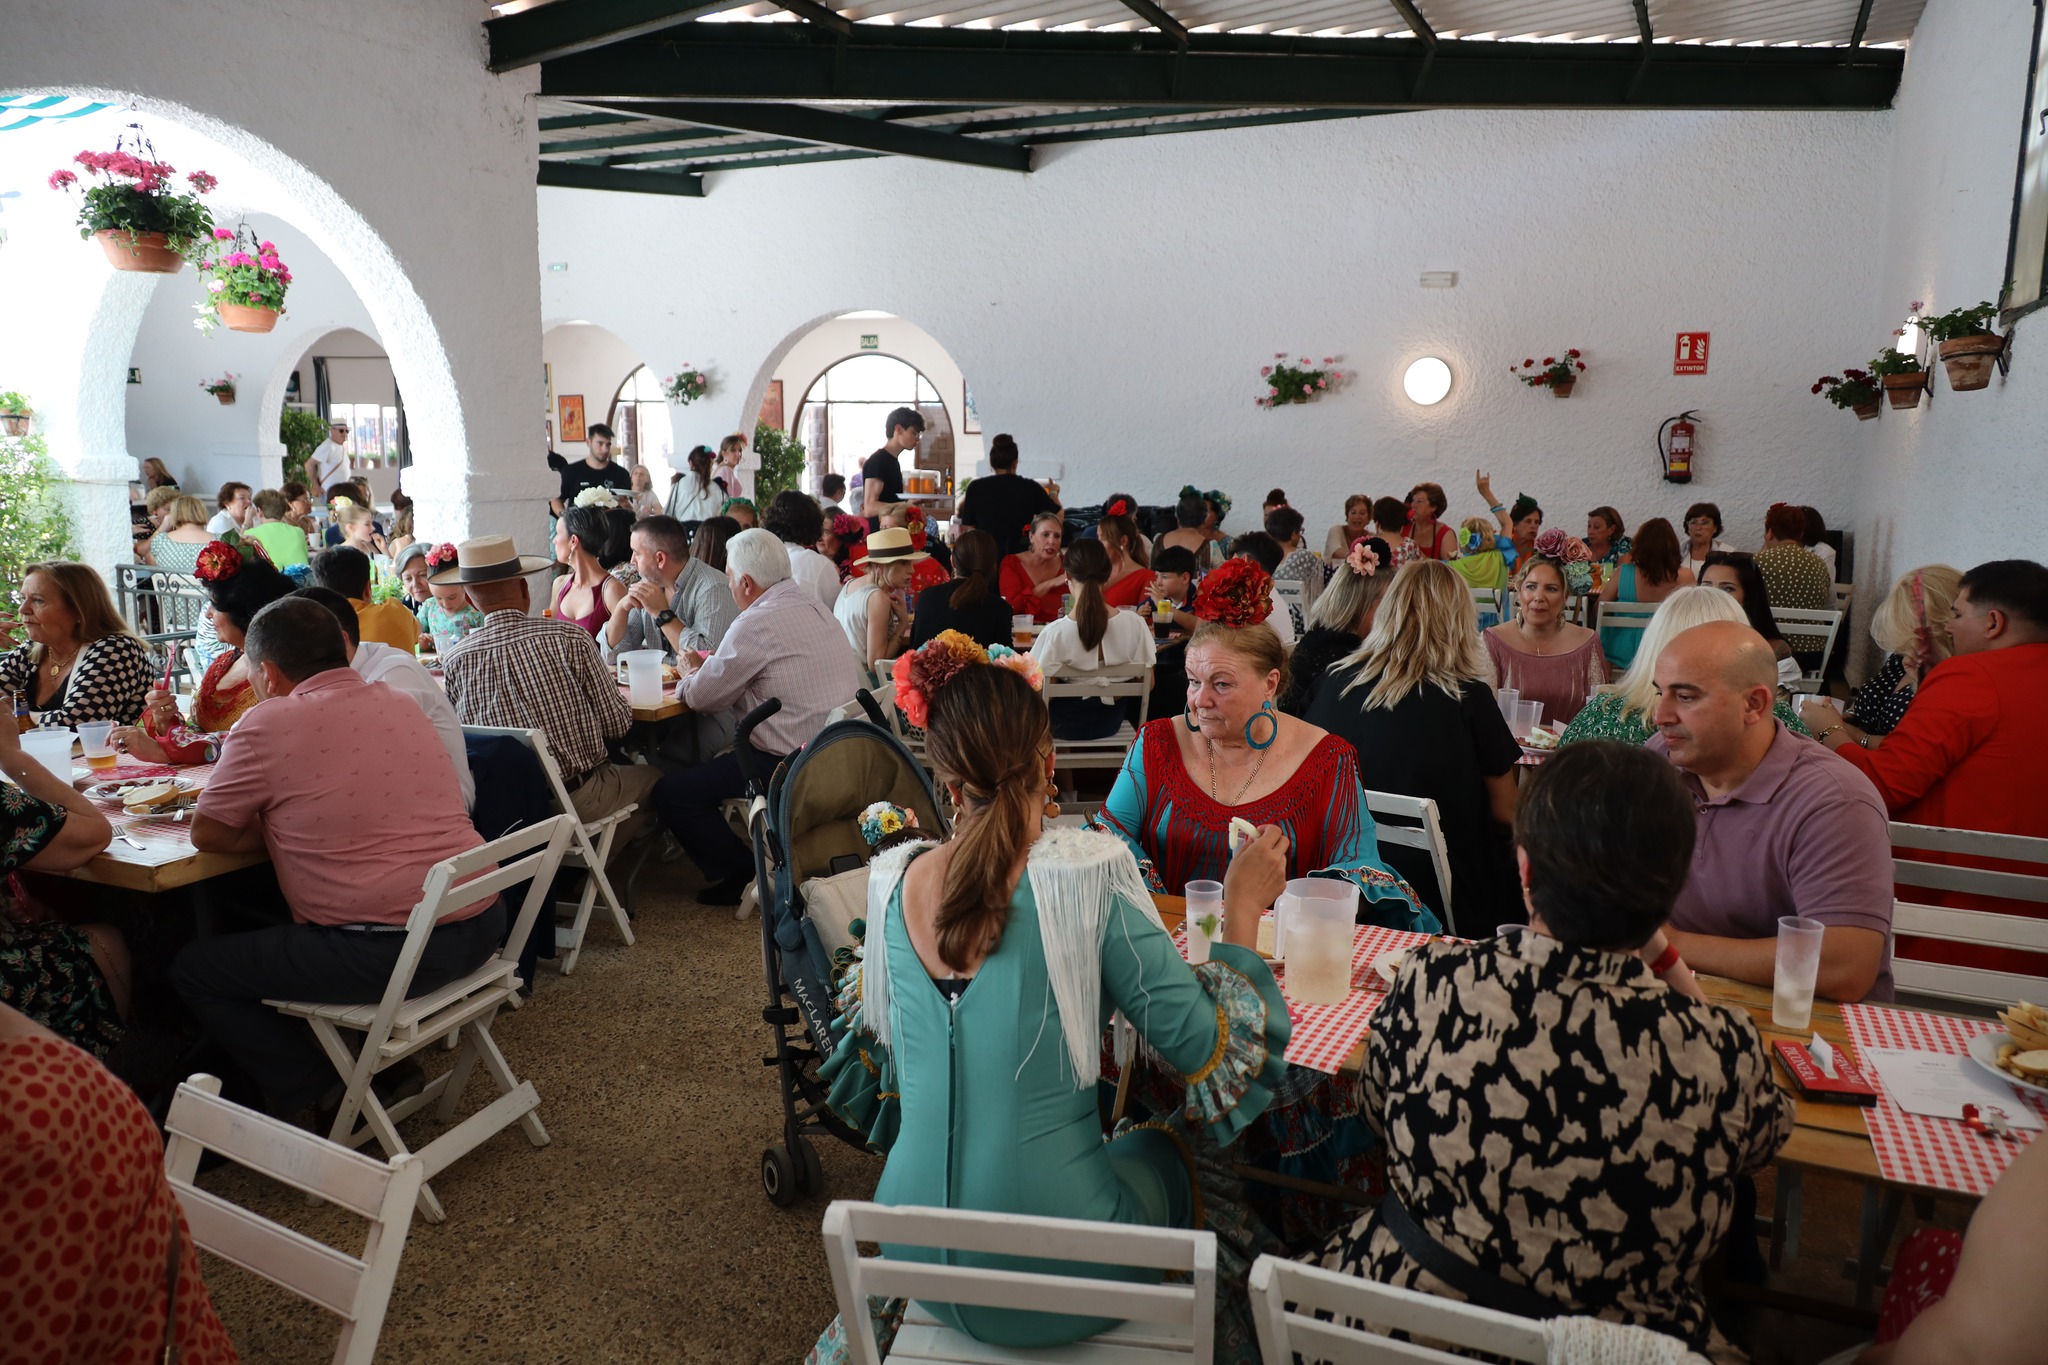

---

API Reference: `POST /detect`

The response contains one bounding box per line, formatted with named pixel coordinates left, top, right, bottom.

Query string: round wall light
left=1403, top=356, right=1453, bottom=406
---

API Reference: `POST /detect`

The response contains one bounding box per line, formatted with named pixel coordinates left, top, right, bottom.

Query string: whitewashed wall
left=769, top=315, right=984, bottom=483
left=542, top=321, right=648, bottom=465
left=1856, top=0, right=2048, bottom=647
left=540, top=104, right=1890, bottom=555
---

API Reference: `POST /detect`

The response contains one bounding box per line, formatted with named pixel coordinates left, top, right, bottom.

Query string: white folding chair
left=1248, top=1256, right=1550, bottom=1364
left=1592, top=600, right=1659, bottom=669
left=1044, top=664, right=1152, bottom=771
left=460, top=724, right=635, bottom=974
left=1364, top=790, right=1456, bottom=933
left=1889, top=821, right=2048, bottom=1007
left=822, top=1201, right=1216, bottom=1365
left=1773, top=606, right=1845, bottom=693
left=164, top=1074, right=424, bottom=1365
left=1833, top=582, right=1854, bottom=613
left=266, top=814, right=574, bottom=1222
left=1468, top=586, right=1502, bottom=625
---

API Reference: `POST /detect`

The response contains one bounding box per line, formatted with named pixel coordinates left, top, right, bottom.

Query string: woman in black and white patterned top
left=1310, top=741, right=1792, bottom=1356
left=0, top=563, right=152, bottom=727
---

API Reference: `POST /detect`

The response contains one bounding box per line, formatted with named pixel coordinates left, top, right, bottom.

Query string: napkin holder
left=1772, top=1037, right=1877, bottom=1106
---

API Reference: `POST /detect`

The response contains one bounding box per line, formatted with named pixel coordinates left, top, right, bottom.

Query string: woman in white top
left=1798, top=504, right=1839, bottom=579
left=666, top=446, right=722, bottom=522
left=836, top=525, right=924, bottom=678
left=1031, top=539, right=1156, bottom=740
left=1679, top=501, right=1736, bottom=580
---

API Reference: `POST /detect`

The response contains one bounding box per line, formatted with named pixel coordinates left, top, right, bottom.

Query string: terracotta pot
left=1938, top=333, right=2004, bottom=392
left=1881, top=372, right=1925, bottom=409
left=1852, top=398, right=1881, bottom=421
left=213, top=390, right=235, bottom=406
left=214, top=301, right=280, bottom=334
left=1550, top=379, right=1575, bottom=398
left=0, top=413, right=30, bottom=437
left=93, top=229, right=184, bottom=274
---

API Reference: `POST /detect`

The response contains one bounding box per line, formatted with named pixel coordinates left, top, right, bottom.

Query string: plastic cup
left=1276, top=878, right=1359, bottom=1005
left=1184, top=880, right=1223, bottom=965
left=621, top=649, right=665, bottom=708
left=1772, top=916, right=1827, bottom=1030
left=19, top=728, right=77, bottom=784
left=1496, top=687, right=1520, bottom=723
left=1513, top=700, right=1538, bottom=738
left=77, top=720, right=118, bottom=771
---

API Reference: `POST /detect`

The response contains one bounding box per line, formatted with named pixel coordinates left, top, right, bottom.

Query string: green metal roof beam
left=542, top=125, right=737, bottom=156
left=487, top=0, right=732, bottom=71
left=1387, top=0, right=1436, bottom=47
left=989, top=107, right=1391, bottom=145
left=537, top=161, right=706, bottom=195
left=537, top=111, right=644, bottom=132
left=933, top=104, right=1206, bottom=134
left=1849, top=0, right=1876, bottom=49
left=606, top=136, right=821, bottom=164
left=583, top=98, right=1033, bottom=170
left=689, top=147, right=888, bottom=172
left=778, top=0, right=855, bottom=37
left=1117, top=0, right=1190, bottom=47
left=540, top=29, right=1905, bottom=110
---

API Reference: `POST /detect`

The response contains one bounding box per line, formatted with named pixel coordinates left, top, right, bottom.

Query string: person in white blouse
left=763, top=490, right=840, bottom=609
left=666, top=445, right=722, bottom=522
left=205, top=482, right=254, bottom=534
left=307, top=418, right=354, bottom=496
left=1680, top=502, right=1736, bottom=581
left=1030, top=539, right=1157, bottom=739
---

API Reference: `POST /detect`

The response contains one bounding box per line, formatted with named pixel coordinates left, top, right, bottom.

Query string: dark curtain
left=313, top=357, right=331, bottom=423
left=394, top=382, right=412, bottom=468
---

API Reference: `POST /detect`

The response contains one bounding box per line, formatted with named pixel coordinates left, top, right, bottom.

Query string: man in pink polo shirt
left=1646, top=621, right=1895, bottom=1003
left=173, top=597, right=499, bottom=1118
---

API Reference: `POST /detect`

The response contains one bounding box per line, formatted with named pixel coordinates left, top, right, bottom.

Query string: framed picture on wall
left=962, top=381, right=982, bottom=435
left=758, top=378, right=785, bottom=431
left=560, top=394, right=586, bottom=443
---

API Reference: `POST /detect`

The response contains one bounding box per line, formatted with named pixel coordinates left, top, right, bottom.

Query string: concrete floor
left=189, top=869, right=1947, bottom=1364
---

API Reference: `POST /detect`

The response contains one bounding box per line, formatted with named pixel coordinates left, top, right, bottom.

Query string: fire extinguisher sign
left=1674, top=332, right=1710, bottom=375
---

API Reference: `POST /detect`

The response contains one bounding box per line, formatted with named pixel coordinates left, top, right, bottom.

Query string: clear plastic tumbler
left=1772, top=916, right=1827, bottom=1030
left=1184, top=880, right=1223, bottom=965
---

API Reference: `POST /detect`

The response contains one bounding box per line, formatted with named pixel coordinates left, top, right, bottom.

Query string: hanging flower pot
left=1938, top=334, right=2004, bottom=392
left=1813, top=368, right=1880, bottom=419
left=213, top=301, right=279, bottom=334
left=199, top=374, right=237, bottom=405
left=1512, top=349, right=1587, bottom=397
left=1881, top=373, right=1924, bottom=409
left=1550, top=379, right=1575, bottom=398
left=1852, top=398, right=1881, bottom=420
left=214, top=389, right=235, bottom=405
left=93, top=228, right=185, bottom=274
left=0, top=413, right=30, bottom=437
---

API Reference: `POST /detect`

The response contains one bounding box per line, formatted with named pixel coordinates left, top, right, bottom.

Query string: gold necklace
left=43, top=647, right=78, bottom=677
left=1206, top=736, right=1269, bottom=805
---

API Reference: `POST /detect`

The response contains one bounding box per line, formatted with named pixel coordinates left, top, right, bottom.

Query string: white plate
left=1965, top=1030, right=2048, bottom=1099
left=1372, top=947, right=1407, bottom=985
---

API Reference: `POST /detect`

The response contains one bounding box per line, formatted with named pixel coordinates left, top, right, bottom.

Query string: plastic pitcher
left=1276, top=878, right=1358, bottom=1005
left=20, top=728, right=76, bottom=784
left=621, top=650, right=665, bottom=708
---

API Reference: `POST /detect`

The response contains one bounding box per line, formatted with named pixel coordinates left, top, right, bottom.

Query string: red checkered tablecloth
left=1171, top=921, right=1434, bottom=1074
left=76, top=756, right=214, bottom=852
left=1841, top=1002, right=2045, bottom=1197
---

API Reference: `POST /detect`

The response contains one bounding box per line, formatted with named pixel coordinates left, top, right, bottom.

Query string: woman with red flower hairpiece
left=820, top=638, right=1290, bottom=1364
left=114, top=537, right=296, bottom=766
left=1095, top=505, right=1152, bottom=609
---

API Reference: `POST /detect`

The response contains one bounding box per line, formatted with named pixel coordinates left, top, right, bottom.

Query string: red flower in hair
left=194, top=540, right=245, bottom=583
left=1103, top=496, right=1133, bottom=519
left=1190, top=558, right=1273, bottom=631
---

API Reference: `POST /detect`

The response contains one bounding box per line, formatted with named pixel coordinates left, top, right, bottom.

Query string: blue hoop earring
left=1244, top=701, right=1278, bottom=750
left=1184, top=710, right=1202, bottom=734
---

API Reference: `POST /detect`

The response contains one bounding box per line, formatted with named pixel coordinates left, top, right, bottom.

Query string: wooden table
left=66, top=760, right=268, bottom=893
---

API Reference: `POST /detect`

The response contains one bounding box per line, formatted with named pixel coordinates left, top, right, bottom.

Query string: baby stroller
left=736, top=693, right=948, bottom=1207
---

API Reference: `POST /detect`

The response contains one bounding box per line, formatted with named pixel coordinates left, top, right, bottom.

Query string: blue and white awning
left=0, top=95, right=115, bottom=133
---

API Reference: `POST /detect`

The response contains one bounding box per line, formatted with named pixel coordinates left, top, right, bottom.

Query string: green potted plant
left=1258, top=353, right=1347, bottom=406
left=0, top=390, right=30, bottom=438
left=47, top=124, right=216, bottom=273
left=662, top=368, right=710, bottom=405
left=1813, top=369, right=1881, bottom=421
left=753, top=421, right=807, bottom=501
left=195, top=226, right=291, bottom=334
left=199, top=373, right=237, bottom=405
left=1869, top=346, right=1926, bottom=410
left=1511, top=349, right=1586, bottom=398
left=1918, top=300, right=2003, bottom=391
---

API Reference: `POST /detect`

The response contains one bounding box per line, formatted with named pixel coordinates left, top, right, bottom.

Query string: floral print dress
left=1, top=786, right=124, bottom=1056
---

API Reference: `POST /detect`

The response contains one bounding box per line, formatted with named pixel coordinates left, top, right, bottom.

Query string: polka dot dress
left=0, top=1036, right=238, bottom=1364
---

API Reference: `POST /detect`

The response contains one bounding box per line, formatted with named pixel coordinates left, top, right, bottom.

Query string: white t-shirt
left=1810, top=541, right=1838, bottom=579
left=1031, top=609, right=1157, bottom=676
left=206, top=509, right=242, bottom=534
left=308, top=439, right=353, bottom=491
left=352, top=641, right=475, bottom=812
left=1681, top=540, right=1735, bottom=581
left=787, top=544, right=841, bottom=609
left=666, top=474, right=722, bottom=523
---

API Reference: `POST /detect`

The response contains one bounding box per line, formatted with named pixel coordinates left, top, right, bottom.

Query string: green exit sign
left=860, top=334, right=879, bottom=349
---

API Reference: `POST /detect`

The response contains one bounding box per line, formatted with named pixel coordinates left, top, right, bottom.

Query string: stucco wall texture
left=542, top=105, right=1891, bottom=562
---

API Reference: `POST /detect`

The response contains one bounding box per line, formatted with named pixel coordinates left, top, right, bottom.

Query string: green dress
left=1561, top=691, right=1812, bottom=746
left=815, top=827, right=1290, bottom=1360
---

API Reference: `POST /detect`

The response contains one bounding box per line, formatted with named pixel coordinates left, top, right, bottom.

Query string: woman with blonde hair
left=143, top=493, right=215, bottom=573
left=1796, top=564, right=1962, bottom=749
left=1564, top=586, right=1811, bottom=747
left=0, top=562, right=152, bottom=726
left=1301, top=560, right=1520, bottom=932
left=1279, top=536, right=1394, bottom=716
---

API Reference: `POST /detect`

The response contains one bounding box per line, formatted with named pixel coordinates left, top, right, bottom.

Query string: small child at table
left=413, top=543, right=484, bottom=652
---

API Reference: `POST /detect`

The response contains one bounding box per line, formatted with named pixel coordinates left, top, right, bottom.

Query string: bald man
left=1646, top=621, right=1895, bottom=1002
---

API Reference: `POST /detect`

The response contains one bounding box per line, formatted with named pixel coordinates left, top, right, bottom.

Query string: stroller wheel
left=793, top=1135, right=824, bottom=1196
left=761, top=1145, right=803, bottom=1207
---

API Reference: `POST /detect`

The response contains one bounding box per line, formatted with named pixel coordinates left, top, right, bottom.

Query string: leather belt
left=562, top=766, right=596, bottom=795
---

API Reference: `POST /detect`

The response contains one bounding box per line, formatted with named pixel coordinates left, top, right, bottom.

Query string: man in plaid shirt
left=653, top=529, right=862, bottom=904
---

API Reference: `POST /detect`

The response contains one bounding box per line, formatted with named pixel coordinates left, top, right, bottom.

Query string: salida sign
left=1674, top=332, right=1710, bottom=375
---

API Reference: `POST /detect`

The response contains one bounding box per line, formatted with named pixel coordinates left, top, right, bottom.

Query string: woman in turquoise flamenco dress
left=812, top=635, right=1293, bottom=1363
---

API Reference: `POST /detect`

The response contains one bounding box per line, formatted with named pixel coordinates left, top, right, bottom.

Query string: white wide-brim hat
left=426, top=534, right=555, bottom=586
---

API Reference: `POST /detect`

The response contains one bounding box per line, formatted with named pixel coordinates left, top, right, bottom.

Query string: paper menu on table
left=1861, top=1047, right=2045, bottom=1129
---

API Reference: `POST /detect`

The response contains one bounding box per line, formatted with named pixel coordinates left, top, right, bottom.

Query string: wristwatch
left=654, top=609, right=678, bottom=627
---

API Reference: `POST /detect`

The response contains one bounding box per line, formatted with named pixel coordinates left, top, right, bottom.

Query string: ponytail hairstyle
left=949, top=529, right=997, bottom=611
left=924, top=664, right=1051, bottom=971
left=1061, top=537, right=1112, bottom=652
left=1097, top=510, right=1148, bottom=570
left=687, top=445, right=715, bottom=497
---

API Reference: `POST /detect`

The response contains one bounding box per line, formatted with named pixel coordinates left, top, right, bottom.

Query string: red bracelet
left=1649, top=942, right=1683, bottom=975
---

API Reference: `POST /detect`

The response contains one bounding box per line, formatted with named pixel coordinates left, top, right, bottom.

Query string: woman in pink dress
left=1483, top=557, right=1607, bottom=728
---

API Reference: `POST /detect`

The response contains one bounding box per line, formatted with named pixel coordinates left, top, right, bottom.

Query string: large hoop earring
left=1184, top=710, right=1202, bottom=734
left=1244, top=700, right=1278, bottom=751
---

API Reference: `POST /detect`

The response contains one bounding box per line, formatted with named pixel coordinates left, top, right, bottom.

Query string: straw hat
left=853, top=525, right=930, bottom=567
left=426, top=534, right=554, bottom=586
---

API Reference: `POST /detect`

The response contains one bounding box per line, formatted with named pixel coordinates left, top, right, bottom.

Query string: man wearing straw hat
left=435, top=534, right=660, bottom=833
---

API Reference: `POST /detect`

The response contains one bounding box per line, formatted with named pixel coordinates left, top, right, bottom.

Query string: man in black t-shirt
left=552, top=422, right=634, bottom=514
left=861, top=406, right=923, bottom=530
left=955, top=431, right=1060, bottom=557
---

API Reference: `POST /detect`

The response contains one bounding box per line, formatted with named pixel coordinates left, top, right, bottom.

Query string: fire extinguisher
left=1658, top=410, right=1699, bottom=483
